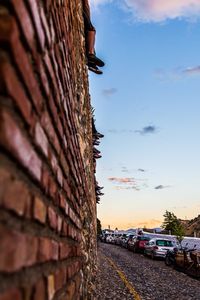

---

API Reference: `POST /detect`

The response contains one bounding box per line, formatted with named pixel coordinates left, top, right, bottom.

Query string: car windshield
left=138, top=236, right=150, bottom=241
left=156, top=240, right=173, bottom=247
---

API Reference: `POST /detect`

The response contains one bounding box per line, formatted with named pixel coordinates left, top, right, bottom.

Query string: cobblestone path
left=94, top=243, right=200, bottom=300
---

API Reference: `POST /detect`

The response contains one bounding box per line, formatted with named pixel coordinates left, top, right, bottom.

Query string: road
left=95, top=243, right=200, bottom=300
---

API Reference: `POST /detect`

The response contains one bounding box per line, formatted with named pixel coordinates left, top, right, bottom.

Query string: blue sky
left=89, top=0, right=200, bottom=229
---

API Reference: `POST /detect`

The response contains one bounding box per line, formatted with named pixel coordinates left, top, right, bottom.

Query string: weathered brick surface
left=0, top=0, right=97, bottom=299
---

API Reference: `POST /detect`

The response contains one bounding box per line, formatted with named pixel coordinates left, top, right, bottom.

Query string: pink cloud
left=124, top=0, right=200, bottom=22
left=108, top=177, right=136, bottom=184
left=108, top=177, right=149, bottom=191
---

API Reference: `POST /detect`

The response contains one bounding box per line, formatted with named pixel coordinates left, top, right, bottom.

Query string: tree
left=97, top=218, right=102, bottom=236
left=162, top=210, right=185, bottom=243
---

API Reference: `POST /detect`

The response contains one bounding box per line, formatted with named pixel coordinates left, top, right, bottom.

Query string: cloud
left=120, top=167, right=146, bottom=173
left=108, top=177, right=136, bottom=184
left=155, top=66, right=200, bottom=81
left=91, top=0, right=200, bottom=23
left=115, top=186, right=140, bottom=191
left=135, top=125, right=158, bottom=135
left=121, top=166, right=129, bottom=173
left=182, top=66, right=200, bottom=76
left=155, top=185, right=171, bottom=190
left=102, top=88, right=118, bottom=96
left=108, top=176, right=148, bottom=191
left=108, top=177, right=140, bottom=190
left=124, top=0, right=200, bottom=22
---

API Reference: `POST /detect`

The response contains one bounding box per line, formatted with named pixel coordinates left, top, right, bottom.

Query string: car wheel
left=165, top=256, right=173, bottom=266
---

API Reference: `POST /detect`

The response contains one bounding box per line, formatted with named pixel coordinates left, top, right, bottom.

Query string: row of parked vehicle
left=100, top=232, right=200, bottom=278
left=101, top=232, right=177, bottom=259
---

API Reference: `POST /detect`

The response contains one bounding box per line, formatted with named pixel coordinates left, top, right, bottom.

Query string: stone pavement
left=94, top=243, right=200, bottom=300
left=93, top=245, right=138, bottom=299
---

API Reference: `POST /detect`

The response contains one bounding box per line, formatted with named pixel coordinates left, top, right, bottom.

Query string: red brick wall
left=0, top=1, right=97, bottom=299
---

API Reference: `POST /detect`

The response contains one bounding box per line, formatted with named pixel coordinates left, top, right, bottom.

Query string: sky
left=88, top=0, right=200, bottom=230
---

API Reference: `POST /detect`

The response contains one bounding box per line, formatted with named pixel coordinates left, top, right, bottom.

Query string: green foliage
left=162, top=210, right=185, bottom=242
left=97, top=218, right=102, bottom=236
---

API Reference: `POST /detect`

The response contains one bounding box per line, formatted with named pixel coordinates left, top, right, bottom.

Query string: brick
left=8, top=32, right=44, bottom=113
left=50, top=152, right=58, bottom=173
left=48, top=206, right=57, bottom=230
left=43, top=53, right=57, bottom=90
left=35, top=123, right=48, bottom=156
left=61, top=222, right=68, bottom=237
left=42, top=166, right=49, bottom=194
left=0, top=110, right=42, bottom=181
left=65, top=201, right=69, bottom=215
left=63, top=180, right=71, bottom=199
left=12, top=0, right=36, bottom=53
left=41, top=111, right=60, bottom=155
left=57, top=166, right=63, bottom=187
left=52, top=10, right=62, bottom=40
left=0, top=288, right=22, bottom=300
left=47, top=275, right=55, bottom=300
left=35, top=57, right=50, bottom=97
left=38, top=237, right=52, bottom=262
left=24, top=196, right=33, bottom=219
left=0, top=58, right=32, bottom=125
left=39, top=4, right=51, bottom=48
left=0, top=225, right=38, bottom=272
left=54, top=44, right=66, bottom=91
left=59, top=243, right=72, bottom=259
left=0, top=166, right=12, bottom=205
left=55, top=267, right=67, bottom=291
left=33, top=197, right=47, bottom=223
left=49, top=51, right=64, bottom=99
left=0, top=14, right=18, bottom=44
left=33, top=277, right=46, bottom=300
left=49, top=15, right=56, bottom=44
left=26, top=0, right=45, bottom=51
left=49, top=93, right=61, bottom=125
left=0, top=17, right=43, bottom=116
left=48, top=178, right=57, bottom=198
left=59, top=194, right=66, bottom=211
left=51, top=240, right=59, bottom=261
left=2, top=178, right=30, bottom=216
left=38, top=238, right=58, bottom=262
left=57, top=216, right=63, bottom=233
left=0, top=225, right=26, bottom=272
left=25, top=235, right=38, bottom=267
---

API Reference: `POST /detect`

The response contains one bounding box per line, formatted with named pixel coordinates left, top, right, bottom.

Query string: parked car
left=128, top=235, right=151, bottom=253
left=106, top=234, right=115, bottom=243
left=144, top=238, right=175, bottom=259
left=115, top=234, right=123, bottom=245
left=118, top=234, right=127, bottom=246
left=121, top=234, right=135, bottom=248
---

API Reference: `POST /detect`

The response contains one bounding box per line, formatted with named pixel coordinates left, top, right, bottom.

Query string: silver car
left=144, top=238, right=175, bottom=259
